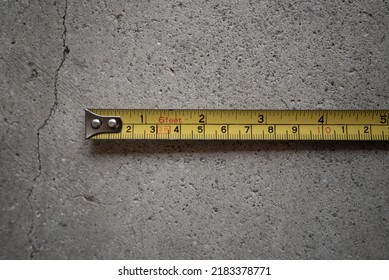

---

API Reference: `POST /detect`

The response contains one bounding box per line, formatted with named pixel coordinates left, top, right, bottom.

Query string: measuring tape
left=85, top=109, right=389, bottom=141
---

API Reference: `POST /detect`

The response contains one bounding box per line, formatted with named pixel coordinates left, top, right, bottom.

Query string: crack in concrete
left=26, top=0, right=68, bottom=259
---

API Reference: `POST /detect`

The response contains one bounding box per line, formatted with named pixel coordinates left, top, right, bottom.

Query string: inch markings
left=86, top=109, right=389, bottom=140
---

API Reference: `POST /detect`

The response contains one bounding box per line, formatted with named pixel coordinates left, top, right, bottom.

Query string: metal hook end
left=85, top=109, right=122, bottom=139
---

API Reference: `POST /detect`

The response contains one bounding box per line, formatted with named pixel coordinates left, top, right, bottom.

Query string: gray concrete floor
left=1, top=0, right=389, bottom=259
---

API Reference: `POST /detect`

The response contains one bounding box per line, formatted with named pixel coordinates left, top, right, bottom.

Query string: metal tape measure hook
left=85, top=109, right=122, bottom=139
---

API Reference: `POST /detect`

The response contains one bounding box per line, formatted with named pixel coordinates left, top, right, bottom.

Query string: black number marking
left=140, top=115, right=144, bottom=123
left=268, top=126, right=274, bottom=133
left=221, top=126, right=227, bottom=133
left=292, top=126, right=297, bottom=133
left=318, top=115, right=324, bottom=124
left=197, top=126, right=203, bottom=133
left=126, top=126, right=131, bottom=133
left=258, top=114, right=264, bottom=123
left=342, top=126, right=345, bottom=133
left=199, top=114, right=205, bottom=123
left=174, top=126, right=179, bottom=133
left=150, top=126, right=155, bottom=133
left=364, top=126, right=369, bottom=133
left=245, top=126, right=250, bottom=133
left=380, top=115, right=387, bottom=124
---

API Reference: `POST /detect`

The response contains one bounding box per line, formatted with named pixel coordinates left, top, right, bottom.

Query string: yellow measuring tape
left=85, top=109, right=389, bottom=141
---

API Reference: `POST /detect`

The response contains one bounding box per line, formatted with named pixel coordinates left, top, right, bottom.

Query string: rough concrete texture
left=1, top=0, right=389, bottom=259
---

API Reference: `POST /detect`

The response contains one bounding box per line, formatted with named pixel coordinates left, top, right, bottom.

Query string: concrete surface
left=1, top=0, right=389, bottom=259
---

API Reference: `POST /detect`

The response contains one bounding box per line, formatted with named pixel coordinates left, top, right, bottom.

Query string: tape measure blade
left=85, top=109, right=389, bottom=141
